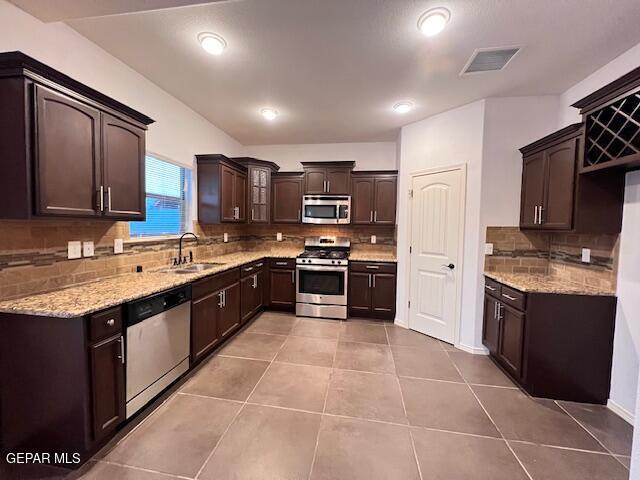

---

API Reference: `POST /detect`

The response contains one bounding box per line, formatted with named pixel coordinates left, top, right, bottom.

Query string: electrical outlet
left=223, top=233, right=228, bottom=243
left=114, top=238, right=124, bottom=254
left=582, top=248, right=591, bottom=263
left=67, top=241, right=82, bottom=260
left=82, top=241, right=94, bottom=257
left=371, top=235, right=377, bottom=244
left=277, top=232, right=283, bottom=242
left=485, top=243, right=494, bottom=255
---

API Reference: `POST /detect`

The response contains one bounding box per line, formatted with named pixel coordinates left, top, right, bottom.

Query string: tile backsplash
left=485, top=226, right=619, bottom=292
left=0, top=219, right=396, bottom=301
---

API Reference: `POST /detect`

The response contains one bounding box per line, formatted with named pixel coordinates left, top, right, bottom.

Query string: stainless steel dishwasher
left=125, top=285, right=191, bottom=418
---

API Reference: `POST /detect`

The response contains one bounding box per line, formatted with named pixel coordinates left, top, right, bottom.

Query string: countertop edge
left=483, top=272, right=616, bottom=297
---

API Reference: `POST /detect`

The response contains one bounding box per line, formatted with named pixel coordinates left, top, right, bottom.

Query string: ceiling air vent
left=461, top=47, right=521, bottom=75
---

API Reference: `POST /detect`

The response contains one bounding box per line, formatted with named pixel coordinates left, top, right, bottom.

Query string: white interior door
left=409, top=168, right=464, bottom=343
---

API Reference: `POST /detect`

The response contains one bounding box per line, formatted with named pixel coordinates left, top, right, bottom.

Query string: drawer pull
left=106, top=319, right=115, bottom=327
left=365, top=265, right=379, bottom=270
left=244, top=266, right=254, bottom=272
left=502, top=294, right=517, bottom=301
left=256, top=263, right=264, bottom=268
left=275, top=261, right=288, bottom=266
left=485, top=285, right=496, bottom=291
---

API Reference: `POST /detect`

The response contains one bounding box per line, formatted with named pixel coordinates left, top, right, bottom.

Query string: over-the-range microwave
left=302, top=195, right=351, bottom=224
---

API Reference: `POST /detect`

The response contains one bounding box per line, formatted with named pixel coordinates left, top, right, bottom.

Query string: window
left=130, top=155, right=192, bottom=237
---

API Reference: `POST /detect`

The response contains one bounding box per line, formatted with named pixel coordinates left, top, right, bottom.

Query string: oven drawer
left=349, top=261, right=396, bottom=274
left=270, top=258, right=296, bottom=269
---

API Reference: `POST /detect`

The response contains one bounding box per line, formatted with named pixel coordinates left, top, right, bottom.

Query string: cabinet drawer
left=270, top=258, right=296, bottom=269
left=500, top=286, right=526, bottom=311
left=192, top=268, right=240, bottom=299
left=484, top=278, right=502, bottom=298
left=349, top=261, right=396, bottom=274
left=241, top=259, right=266, bottom=277
left=89, top=307, right=123, bottom=343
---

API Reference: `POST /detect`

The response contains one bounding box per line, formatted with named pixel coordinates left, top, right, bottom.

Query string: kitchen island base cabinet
left=348, top=262, right=397, bottom=320
left=482, top=277, right=616, bottom=404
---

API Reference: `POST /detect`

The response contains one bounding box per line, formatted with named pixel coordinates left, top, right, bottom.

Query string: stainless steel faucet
left=174, top=232, right=198, bottom=266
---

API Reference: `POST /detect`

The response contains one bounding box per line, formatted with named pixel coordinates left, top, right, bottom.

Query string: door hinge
left=408, top=189, right=413, bottom=198
left=408, top=300, right=411, bottom=309
left=409, top=246, right=412, bottom=254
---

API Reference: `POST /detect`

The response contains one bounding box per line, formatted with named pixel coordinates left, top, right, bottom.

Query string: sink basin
left=159, top=263, right=223, bottom=274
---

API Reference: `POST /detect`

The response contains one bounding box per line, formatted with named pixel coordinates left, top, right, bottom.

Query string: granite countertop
left=484, top=272, right=615, bottom=296
left=0, top=246, right=400, bottom=318
left=349, top=251, right=397, bottom=263
left=0, top=249, right=302, bottom=318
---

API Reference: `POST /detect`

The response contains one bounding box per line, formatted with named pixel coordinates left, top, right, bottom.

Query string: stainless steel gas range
left=296, top=236, right=350, bottom=320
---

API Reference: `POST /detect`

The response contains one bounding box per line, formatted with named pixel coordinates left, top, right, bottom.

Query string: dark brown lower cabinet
left=219, top=281, right=241, bottom=338
left=191, top=290, right=221, bottom=363
left=348, top=262, right=397, bottom=320
left=241, top=264, right=265, bottom=323
left=90, top=335, right=125, bottom=441
left=269, top=259, right=296, bottom=310
left=482, top=276, right=617, bottom=404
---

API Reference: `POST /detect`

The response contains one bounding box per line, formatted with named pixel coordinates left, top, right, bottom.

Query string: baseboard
left=394, top=318, right=408, bottom=328
left=607, top=399, right=635, bottom=426
left=455, top=343, right=489, bottom=355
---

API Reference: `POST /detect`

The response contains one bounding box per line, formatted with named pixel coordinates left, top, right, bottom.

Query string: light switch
left=277, top=232, right=283, bottom=241
left=582, top=248, right=591, bottom=263
left=223, top=233, right=228, bottom=243
left=83, top=241, right=94, bottom=257
left=371, top=235, right=377, bottom=244
left=485, top=243, right=494, bottom=255
left=114, top=238, right=124, bottom=254
left=67, top=241, right=82, bottom=260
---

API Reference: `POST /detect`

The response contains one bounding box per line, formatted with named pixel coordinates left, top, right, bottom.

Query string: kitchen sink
left=158, top=263, right=223, bottom=274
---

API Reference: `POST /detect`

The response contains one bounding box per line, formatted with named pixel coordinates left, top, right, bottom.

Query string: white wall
left=396, top=100, right=486, bottom=350
left=0, top=0, right=243, bottom=168
left=243, top=142, right=397, bottom=172
left=559, top=42, right=640, bottom=427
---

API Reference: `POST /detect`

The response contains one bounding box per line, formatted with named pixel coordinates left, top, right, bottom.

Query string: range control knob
left=331, top=260, right=336, bottom=264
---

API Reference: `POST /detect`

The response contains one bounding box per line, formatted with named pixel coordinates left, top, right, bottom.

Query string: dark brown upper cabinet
left=301, top=161, right=354, bottom=194
left=0, top=51, right=153, bottom=220
left=519, top=124, right=624, bottom=234
left=196, top=155, right=248, bottom=224
left=233, top=157, right=280, bottom=224
left=351, top=171, right=397, bottom=225
left=271, top=173, right=303, bottom=223
left=572, top=65, right=640, bottom=173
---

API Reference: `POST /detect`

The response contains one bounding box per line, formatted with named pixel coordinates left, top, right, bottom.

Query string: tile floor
left=75, top=312, right=633, bottom=480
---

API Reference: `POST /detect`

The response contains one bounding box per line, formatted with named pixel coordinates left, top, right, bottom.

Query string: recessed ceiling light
left=393, top=102, right=414, bottom=114
left=261, top=108, right=279, bottom=121
left=417, top=8, right=450, bottom=37
left=198, top=32, right=226, bottom=55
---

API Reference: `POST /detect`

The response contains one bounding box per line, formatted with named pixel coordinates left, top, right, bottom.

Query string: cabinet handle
left=253, top=274, right=257, bottom=289
left=365, top=265, right=379, bottom=270
left=291, top=271, right=295, bottom=284
left=244, top=266, right=254, bottom=272
left=107, top=187, right=112, bottom=212
left=368, top=274, right=372, bottom=288
left=372, top=274, right=376, bottom=288
left=370, top=210, right=373, bottom=222
left=374, top=211, right=377, bottom=222
left=327, top=180, right=331, bottom=192
left=224, top=290, right=227, bottom=307
left=275, top=261, right=288, bottom=266
left=323, top=180, right=326, bottom=192
left=106, top=318, right=115, bottom=327
left=497, top=303, right=503, bottom=320
left=256, top=263, right=264, bottom=268
left=533, top=206, right=538, bottom=224
left=494, top=301, right=498, bottom=319
left=252, top=209, right=255, bottom=221
left=485, top=285, right=496, bottom=291
left=117, top=336, right=125, bottom=364
left=502, top=294, right=517, bottom=301
left=218, top=291, right=223, bottom=308
left=298, top=209, right=301, bottom=221
left=97, top=186, right=104, bottom=212
left=539, top=206, right=544, bottom=224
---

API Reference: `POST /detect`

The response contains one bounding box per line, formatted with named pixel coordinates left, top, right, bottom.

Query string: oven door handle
left=296, top=265, right=348, bottom=273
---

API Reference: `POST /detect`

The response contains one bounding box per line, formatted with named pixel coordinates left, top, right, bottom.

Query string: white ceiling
left=8, top=0, right=230, bottom=22
left=60, top=0, right=640, bottom=144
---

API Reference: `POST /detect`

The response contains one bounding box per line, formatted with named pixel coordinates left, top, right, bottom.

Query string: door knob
left=442, top=263, right=455, bottom=270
